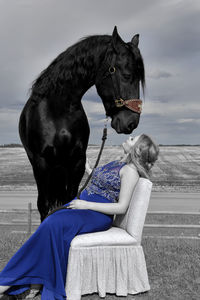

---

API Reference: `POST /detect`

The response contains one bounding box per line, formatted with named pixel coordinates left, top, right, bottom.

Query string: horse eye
left=109, top=67, right=116, bottom=74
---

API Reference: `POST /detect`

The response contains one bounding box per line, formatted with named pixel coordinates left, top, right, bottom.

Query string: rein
left=96, top=50, right=142, bottom=114
left=77, top=118, right=108, bottom=199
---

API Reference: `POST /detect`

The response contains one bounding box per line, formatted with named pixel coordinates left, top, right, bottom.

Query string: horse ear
left=131, top=34, right=139, bottom=47
left=112, top=26, right=125, bottom=53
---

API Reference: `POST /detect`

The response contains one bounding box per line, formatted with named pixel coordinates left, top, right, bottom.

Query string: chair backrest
left=113, top=178, right=152, bottom=243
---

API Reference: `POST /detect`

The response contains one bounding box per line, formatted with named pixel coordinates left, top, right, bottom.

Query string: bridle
left=95, top=51, right=143, bottom=115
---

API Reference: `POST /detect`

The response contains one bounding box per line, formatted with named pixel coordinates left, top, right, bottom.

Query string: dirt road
left=0, top=191, right=199, bottom=212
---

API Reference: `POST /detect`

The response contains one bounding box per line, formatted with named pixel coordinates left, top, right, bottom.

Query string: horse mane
left=136, top=54, right=145, bottom=92
left=30, top=35, right=111, bottom=99
left=30, top=34, right=145, bottom=99
left=126, top=42, right=145, bottom=92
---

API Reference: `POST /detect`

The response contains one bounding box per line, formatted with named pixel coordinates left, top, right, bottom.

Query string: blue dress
left=0, top=160, right=125, bottom=299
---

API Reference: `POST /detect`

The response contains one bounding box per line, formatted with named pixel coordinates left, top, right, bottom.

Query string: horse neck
left=31, top=36, right=111, bottom=105
left=68, top=36, right=111, bottom=98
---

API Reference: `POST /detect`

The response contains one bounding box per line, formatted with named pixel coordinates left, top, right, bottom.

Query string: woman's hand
left=67, top=200, right=89, bottom=210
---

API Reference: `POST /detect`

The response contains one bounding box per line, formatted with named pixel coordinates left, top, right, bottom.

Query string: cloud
left=0, top=0, right=199, bottom=145
left=142, top=100, right=199, bottom=117
left=82, top=100, right=105, bottom=117
left=0, top=108, right=21, bottom=144
left=177, top=118, right=200, bottom=124
left=0, top=108, right=20, bottom=127
left=147, top=70, right=173, bottom=79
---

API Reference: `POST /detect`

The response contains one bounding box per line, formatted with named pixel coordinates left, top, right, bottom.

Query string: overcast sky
left=0, top=0, right=199, bottom=145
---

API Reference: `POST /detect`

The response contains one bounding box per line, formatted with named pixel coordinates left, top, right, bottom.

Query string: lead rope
left=77, top=116, right=108, bottom=199
left=44, top=117, right=108, bottom=220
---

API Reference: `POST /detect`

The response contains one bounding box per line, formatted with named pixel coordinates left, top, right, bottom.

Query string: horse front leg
left=66, top=156, right=86, bottom=201
left=33, top=166, right=54, bottom=222
left=37, top=189, right=50, bottom=222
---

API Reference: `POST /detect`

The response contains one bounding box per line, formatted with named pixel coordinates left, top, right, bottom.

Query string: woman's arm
left=68, top=165, right=139, bottom=215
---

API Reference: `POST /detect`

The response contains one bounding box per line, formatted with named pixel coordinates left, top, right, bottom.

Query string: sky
left=0, top=0, right=199, bottom=145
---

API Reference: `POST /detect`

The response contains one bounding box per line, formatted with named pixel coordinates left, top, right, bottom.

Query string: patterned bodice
left=86, top=160, right=126, bottom=203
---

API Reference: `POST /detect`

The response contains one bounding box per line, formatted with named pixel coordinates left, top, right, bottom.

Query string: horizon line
left=0, top=143, right=200, bottom=147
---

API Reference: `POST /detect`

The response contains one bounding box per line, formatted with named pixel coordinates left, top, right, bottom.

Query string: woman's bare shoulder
left=120, top=163, right=139, bottom=177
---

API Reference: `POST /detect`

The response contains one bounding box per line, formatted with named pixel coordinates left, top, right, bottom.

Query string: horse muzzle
left=111, top=109, right=140, bottom=134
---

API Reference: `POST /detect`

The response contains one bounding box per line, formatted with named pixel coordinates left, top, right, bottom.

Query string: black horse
left=19, top=26, right=145, bottom=221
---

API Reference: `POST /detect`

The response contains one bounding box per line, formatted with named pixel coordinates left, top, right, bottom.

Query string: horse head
left=95, top=26, right=145, bottom=134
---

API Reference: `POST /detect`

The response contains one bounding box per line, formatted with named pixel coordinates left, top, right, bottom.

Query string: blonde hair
left=126, top=134, right=159, bottom=179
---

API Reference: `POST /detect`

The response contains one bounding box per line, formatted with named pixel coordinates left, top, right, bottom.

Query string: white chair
left=65, top=178, right=152, bottom=300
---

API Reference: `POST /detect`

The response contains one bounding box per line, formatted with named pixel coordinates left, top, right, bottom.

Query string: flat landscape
left=0, top=145, right=199, bottom=213
left=0, top=145, right=199, bottom=192
left=0, top=146, right=200, bottom=299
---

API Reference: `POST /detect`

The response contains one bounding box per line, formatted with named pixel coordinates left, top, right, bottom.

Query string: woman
left=0, top=134, right=159, bottom=299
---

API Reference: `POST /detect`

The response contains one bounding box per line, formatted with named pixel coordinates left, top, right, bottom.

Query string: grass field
left=0, top=146, right=200, bottom=192
left=0, top=229, right=200, bottom=300
left=0, top=210, right=200, bottom=299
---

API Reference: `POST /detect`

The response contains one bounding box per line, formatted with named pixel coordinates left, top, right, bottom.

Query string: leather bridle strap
left=115, top=98, right=142, bottom=113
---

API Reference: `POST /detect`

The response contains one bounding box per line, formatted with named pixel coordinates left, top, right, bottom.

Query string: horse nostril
left=127, top=122, right=136, bottom=132
left=111, top=117, right=121, bottom=133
